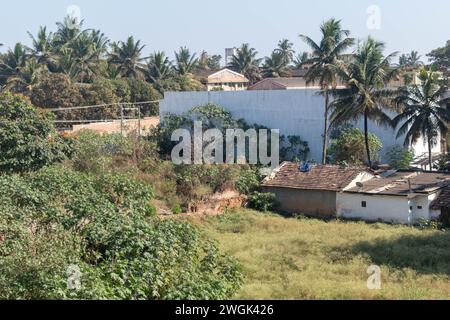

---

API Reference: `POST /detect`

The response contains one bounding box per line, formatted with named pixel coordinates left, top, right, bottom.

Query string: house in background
left=263, top=162, right=450, bottom=224
left=204, top=68, right=249, bottom=91
left=262, top=162, right=373, bottom=217
left=248, top=77, right=346, bottom=90
left=337, top=170, right=450, bottom=224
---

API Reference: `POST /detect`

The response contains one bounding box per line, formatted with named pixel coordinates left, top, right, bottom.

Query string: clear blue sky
left=1, top=0, right=449, bottom=62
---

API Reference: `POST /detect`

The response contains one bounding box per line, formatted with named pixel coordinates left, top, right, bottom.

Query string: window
left=361, top=201, right=367, bottom=208
left=418, top=206, right=423, bottom=210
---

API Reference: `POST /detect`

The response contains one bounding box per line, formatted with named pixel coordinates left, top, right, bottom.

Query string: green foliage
left=329, top=128, right=382, bottom=165
left=280, top=135, right=310, bottom=162
left=0, top=93, right=70, bottom=173
left=386, top=145, right=414, bottom=169
left=0, top=165, right=242, bottom=299
left=247, top=192, right=278, bottom=212
left=171, top=204, right=183, bottom=215
left=235, top=169, right=261, bottom=195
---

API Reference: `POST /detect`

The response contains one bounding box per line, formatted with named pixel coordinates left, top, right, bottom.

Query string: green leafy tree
left=428, top=40, right=450, bottom=76
left=0, top=93, right=69, bottom=172
left=328, top=128, right=382, bottom=165
left=330, top=37, right=398, bottom=168
left=300, top=18, right=355, bottom=165
left=386, top=145, right=414, bottom=169
left=393, top=68, right=450, bottom=170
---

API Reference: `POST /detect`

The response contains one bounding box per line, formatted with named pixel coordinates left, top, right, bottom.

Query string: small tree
left=329, top=128, right=382, bottom=166
left=386, top=145, right=414, bottom=169
left=0, top=93, right=70, bottom=173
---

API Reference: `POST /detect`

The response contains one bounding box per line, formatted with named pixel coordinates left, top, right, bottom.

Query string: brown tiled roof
left=262, top=162, right=366, bottom=191
left=346, top=171, right=450, bottom=196
left=431, top=187, right=450, bottom=209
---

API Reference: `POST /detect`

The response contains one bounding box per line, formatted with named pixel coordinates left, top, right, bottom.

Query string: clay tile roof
left=431, top=187, right=450, bottom=209
left=262, top=162, right=366, bottom=192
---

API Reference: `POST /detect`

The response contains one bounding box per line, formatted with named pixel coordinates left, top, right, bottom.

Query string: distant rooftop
left=346, top=171, right=450, bottom=196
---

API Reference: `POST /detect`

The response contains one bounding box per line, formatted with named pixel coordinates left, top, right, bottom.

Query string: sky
left=1, top=0, right=449, bottom=63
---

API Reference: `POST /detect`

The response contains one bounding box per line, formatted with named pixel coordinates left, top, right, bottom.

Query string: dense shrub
left=247, top=192, right=279, bottom=212
left=0, top=93, right=70, bottom=173
left=235, top=169, right=261, bottom=195
left=386, top=145, right=415, bottom=169
left=0, top=165, right=242, bottom=299
left=328, top=128, right=382, bottom=165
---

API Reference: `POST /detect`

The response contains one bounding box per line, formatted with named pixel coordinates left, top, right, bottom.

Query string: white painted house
left=337, top=170, right=450, bottom=224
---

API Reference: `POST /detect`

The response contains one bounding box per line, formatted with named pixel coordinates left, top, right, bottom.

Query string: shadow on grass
left=348, top=231, right=450, bottom=275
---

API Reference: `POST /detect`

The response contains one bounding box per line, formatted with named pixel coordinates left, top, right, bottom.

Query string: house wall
left=160, top=90, right=441, bottom=163
left=337, top=192, right=437, bottom=224
left=337, top=193, right=411, bottom=224
left=262, top=186, right=337, bottom=217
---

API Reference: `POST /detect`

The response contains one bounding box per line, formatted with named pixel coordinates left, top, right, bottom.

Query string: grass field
left=196, top=209, right=450, bottom=300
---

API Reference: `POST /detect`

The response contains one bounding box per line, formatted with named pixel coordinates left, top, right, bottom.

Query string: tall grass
left=198, top=209, right=450, bottom=300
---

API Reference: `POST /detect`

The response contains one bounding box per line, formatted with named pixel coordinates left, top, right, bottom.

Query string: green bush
left=0, top=93, right=70, bottom=173
left=386, top=145, right=414, bottom=169
left=235, top=169, right=261, bottom=195
left=171, top=204, right=183, bottom=215
left=0, top=165, right=242, bottom=299
left=247, top=192, right=279, bottom=212
left=329, top=128, right=382, bottom=165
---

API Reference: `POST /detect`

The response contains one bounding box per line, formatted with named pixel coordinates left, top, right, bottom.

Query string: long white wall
left=160, top=90, right=440, bottom=162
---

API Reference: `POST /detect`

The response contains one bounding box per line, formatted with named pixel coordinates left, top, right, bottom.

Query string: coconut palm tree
left=300, top=19, right=355, bottom=164
left=145, top=51, right=173, bottom=83
left=53, top=16, right=83, bottom=48
left=294, top=51, right=310, bottom=68
left=68, top=33, right=101, bottom=82
left=108, top=36, right=146, bottom=78
left=174, top=47, right=198, bottom=75
left=275, top=39, right=295, bottom=65
left=393, top=68, right=450, bottom=170
left=228, top=43, right=262, bottom=84
left=330, top=37, right=399, bottom=168
left=27, top=26, right=57, bottom=71
left=262, top=51, right=291, bottom=77
left=4, top=58, right=45, bottom=93
left=0, top=43, right=28, bottom=85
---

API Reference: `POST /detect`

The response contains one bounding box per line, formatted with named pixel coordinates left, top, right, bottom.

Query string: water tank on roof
left=299, top=163, right=313, bottom=173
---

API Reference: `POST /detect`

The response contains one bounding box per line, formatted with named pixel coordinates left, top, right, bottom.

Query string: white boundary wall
left=160, top=90, right=440, bottom=162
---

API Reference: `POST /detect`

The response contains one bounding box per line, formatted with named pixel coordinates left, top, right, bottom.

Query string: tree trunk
left=428, top=134, right=433, bottom=171
left=364, top=110, right=372, bottom=169
left=321, top=90, right=330, bottom=165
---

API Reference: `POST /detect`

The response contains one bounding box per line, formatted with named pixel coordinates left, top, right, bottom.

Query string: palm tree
left=53, top=16, right=83, bottom=48
left=393, top=68, right=450, bottom=170
left=330, top=37, right=399, bottom=168
left=174, top=47, right=198, bottom=75
left=275, top=39, right=295, bottom=65
left=0, top=43, right=28, bottom=84
left=145, top=51, right=173, bottom=83
left=27, top=26, right=57, bottom=70
left=294, top=51, right=310, bottom=68
left=108, top=36, right=146, bottom=78
left=300, top=18, right=355, bottom=164
left=68, top=33, right=101, bottom=82
left=262, top=51, right=291, bottom=77
left=228, top=43, right=262, bottom=83
left=4, top=59, right=45, bottom=93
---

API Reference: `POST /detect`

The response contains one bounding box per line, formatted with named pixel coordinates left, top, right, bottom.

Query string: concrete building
left=261, top=162, right=373, bottom=217
left=262, top=162, right=450, bottom=224
left=160, top=90, right=441, bottom=162
left=337, top=170, right=450, bottom=224
left=205, top=68, right=249, bottom=91
left=248, top=77, right=345, bottom=90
